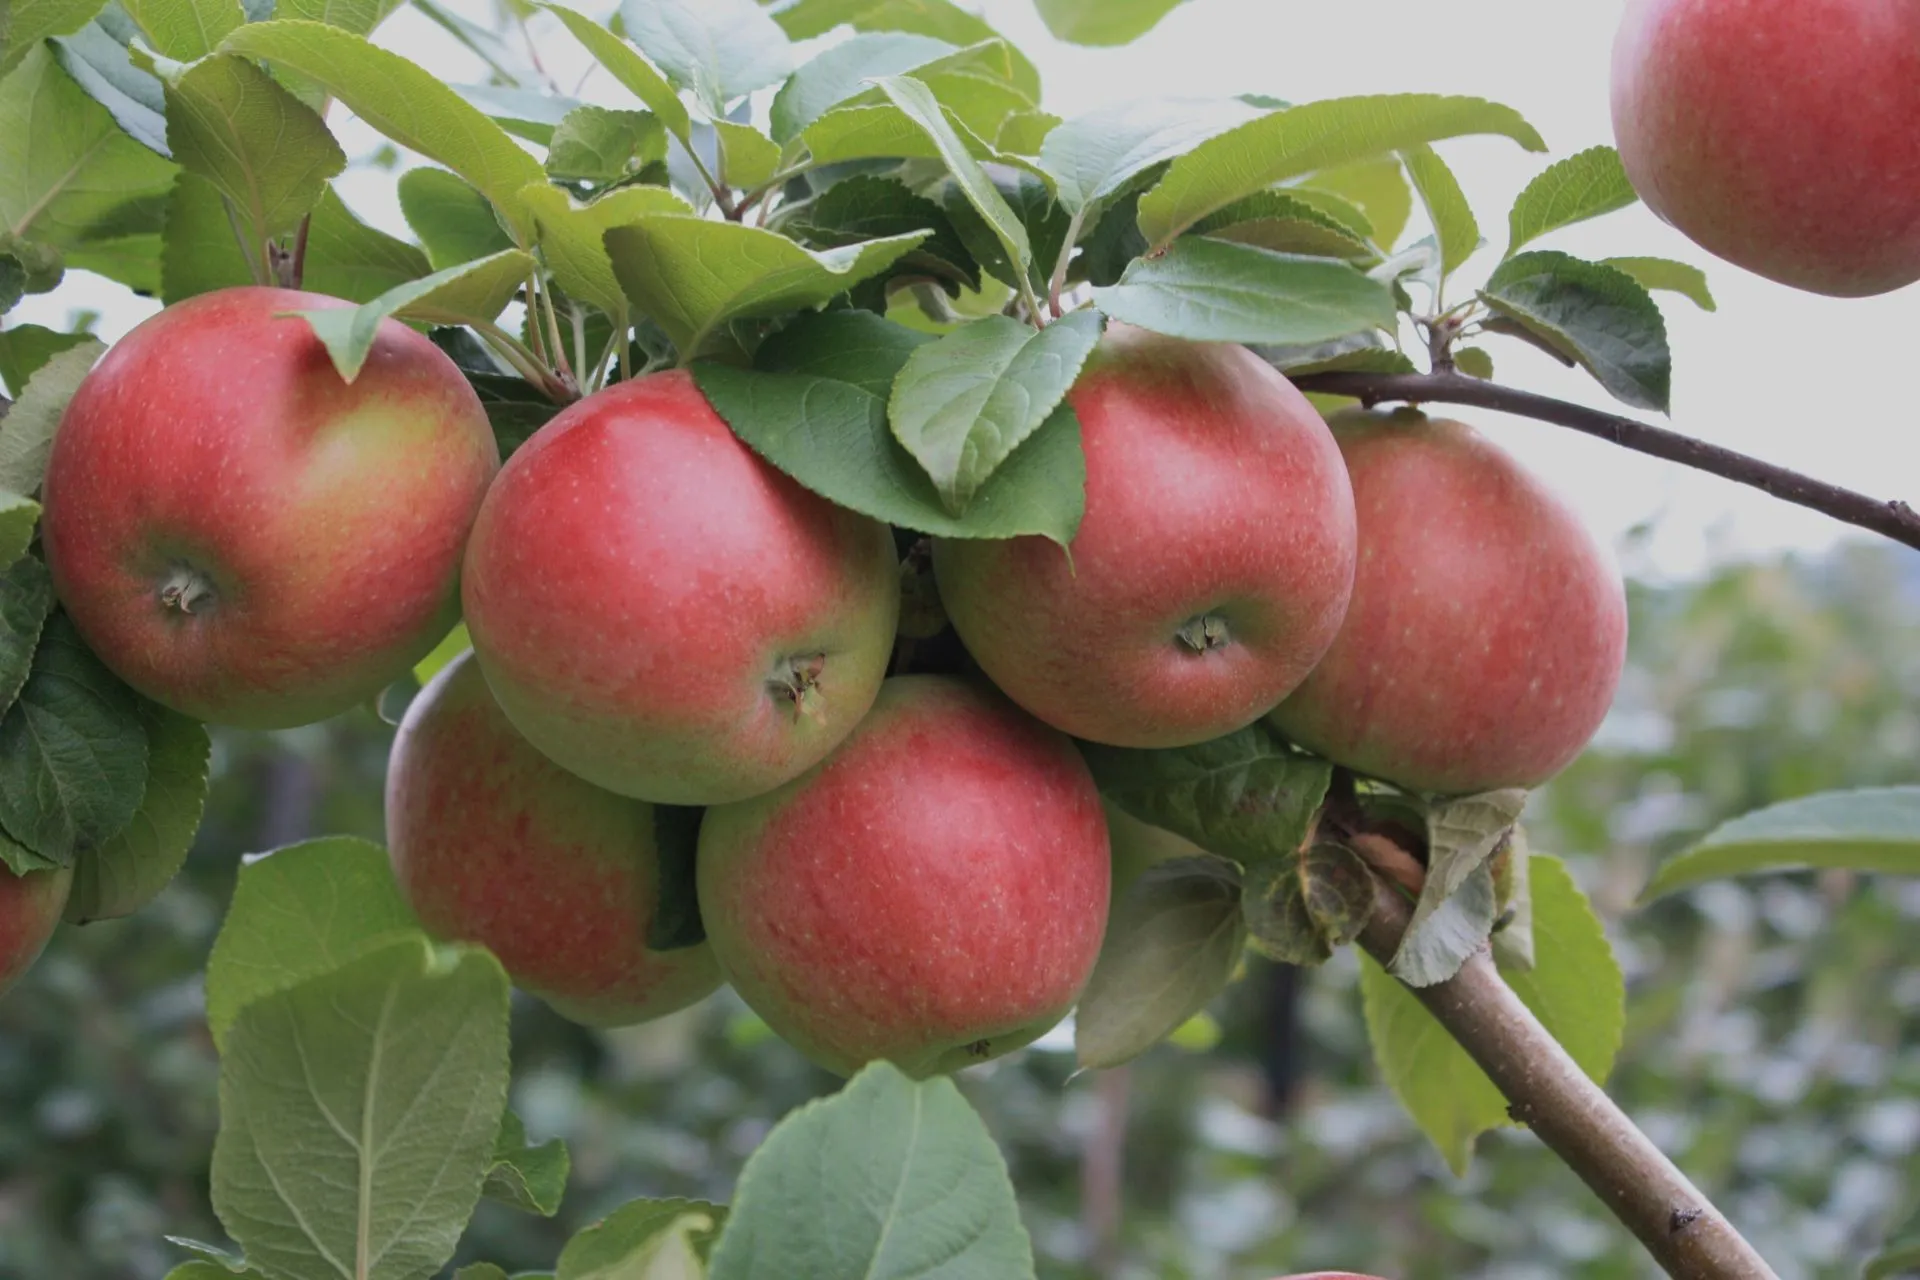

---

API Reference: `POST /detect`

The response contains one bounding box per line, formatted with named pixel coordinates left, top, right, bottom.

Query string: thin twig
left=288, top=213, right=312, bottom=290
left=1291, top=370, right=1920, bottom=553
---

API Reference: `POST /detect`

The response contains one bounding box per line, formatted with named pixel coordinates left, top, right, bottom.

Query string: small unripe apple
left=0, top=862, right=72, bottom=997
left=462, top=370, right=900, bottom=806
left=1612, top=0, right=1920, bottom=296
left=1269, top=410, right=1626, bottom=795
left=43, top=286, right=499, bottom=727
left=385, top=651, right=722, bottom=1027
left=696, top=676, right=1111, bottom=1077
left=932, top=323, right=1355, bottom=749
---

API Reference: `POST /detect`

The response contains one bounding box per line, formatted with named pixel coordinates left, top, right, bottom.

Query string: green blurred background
left=4, top=533, right=1919, bottom=1280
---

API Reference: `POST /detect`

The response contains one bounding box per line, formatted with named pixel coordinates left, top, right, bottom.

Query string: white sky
left=19, top=0, right=1920, bottom=582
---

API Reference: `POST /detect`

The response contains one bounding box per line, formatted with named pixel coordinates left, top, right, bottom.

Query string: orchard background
left=2, top=0, right=1919, bottom=1278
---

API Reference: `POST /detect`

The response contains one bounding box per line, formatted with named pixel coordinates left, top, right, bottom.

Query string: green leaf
left=887, top=310, right=1100, bottom=515
left=693, top=311, right=1086, bottom=544
left=0, top=326, right=92, bottom=398
left=1294, top=159, right=1406, bottom=247
left=1361, top=855, right=1622, bottom=1174
left=157, top=52, right=345, bottom=249
left=1034, top=0, right=1184, bottom=45
left=158, top=171, right=258, bottom=301
left=0, top=45, right=177, bottom=252
left=1402, top=143, right=1477, bottom=276
left=293, top=248, right=533, bottom=381
left=785, top=174, right=976, bottom=292
left=1389, top=789, right=1529, bottom=987
left=708, top=1061, right=1035, bottom=1279
left=1452, top=345, right=1494, bottom=378
left=1643, top=787, right=1920, bottom=901
left=483, top=1110, right=569, bottom=1218
left=220, top=20, right=546, bottom=239
left=64, top=696, right=208, bottom=922
left=203, top=835, right=420, bottom=1048
left=0, top=557, right=55, bottom=717
left=274, top=0, right=401, bottom=34
left=1079, top=724, right=1333, bottom=868
left=713, top=119, right=780, bottom=189
left=122, top=0, right=243, bottom=58
left=770, top=31, right=951, bottom=143
left=1254, top=332, right=1415, bottom=377
left=771, top=0, right=1040, bottom=101
left=1242, top=841, right=1374, bottom=965
left=163, top=1264, right=268, bottom=1280
left=397, top=168, right=513, bottom=271
left=0, top=611, right=148, bottom=866
left=211, top=938, right=510, bottom=1280
left=51, top=12, right=171, bottom=155
left=1092, top=236, right=1395, bottom=346
left=1190, top=190, right=1377, bottom=260
left=1505, top=145, right=1636, bottom=259
left=1138, top=94, right=1543, bottom=249
left=536, top=4, right=690, bottom=143
left=454, top=82, right=580, bottom=146
left=0, top=489, right=40, bottom=570
left=1479, top=250, right=1670, bottom=412
left=557, top=1198, right=727, bottom=1278
left=939, top=169, right=1064, bottom=294
left=1074, top=855, right=1245, bottom=1069
left=0, top=336, right=101, bottom=495
left=545, top=105, right=666, bottom=184
left=1600, top=255, right=1717, bottom=311
left=603, top=215, right=927, bottom=356
left=1490, top=825, right=1535, bottom=970
left=411, top=622, right=468, bottom=685
left=1868, top=1219, right=1920, bottom=1280
left=2, top=0, right=109, bottom=78
left=617, top=0, right=791, bottom=116
left=520, top=182, right=688, bottom=321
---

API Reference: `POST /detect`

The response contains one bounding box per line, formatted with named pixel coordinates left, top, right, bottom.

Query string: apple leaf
left=536, top=3, right=690, bottom=142
left=0, top=336, right=103, bottom=495
left=2, top=0, right=110, bottom=78
left=398, top=168, right=514, bottom=272
left=771, top=31, right=952, bottom=143
left=1079, top=723, right=1333, bottom=868
left=64, top=697, right=210, bottom=923
left=1491, top=825, right=1535, bottom=971
left=1642, top=786, right=1920, bottom=902
left=50, top=12, right=171, bottom=155
left=784, top=174, right=977, bottom=293
left=0, top=558, right=55, bottom=721
left=1479, top=250, right=1670, bottom=411
left=708, top=1061, right=1035, bottom=1280
left=1034, top=0, right=1186, bottom=46
left=1453, top=345, right=1495, bottom=379
left=1295, top=160, right=1405, bottom=247
left=482, top=1110, right=570, bottom=1218
left=1092, top=236, right=1395, bottom=346
left=1402, top=142, right=1479, bottom=276
left=616, top=0, right=791, bottom=117
left=0, top=46, right=177, bottom=253
left=122, top=0, right=244, bottom=59
left=1191, top=190, right=1377, bottom=261
left=713, top=119, right=782, bottom=189
left=452, top=82, right=580, bottom=146
left=1137, top=94, right=1544, bottom=249
left=292, top=248, right=533, bottom=382
left=219, top=21, right=546, bottom=239
left=1254, top=332, right=1416, bottom=377
left=1075, top=855, right=1246, bottom=1069
left=0, top=611, right=148, bottom=867
left=203, top=835, right=421, bottom=1049
left=1242, top=841, right=1374, bottom=965
left=887, top=310, right=1103, bottom=516
left=1361, top=855, right=1623, bottom=1174
left=155, top=52, right=346, bottom=248
left=770, top=0, right=1040, bottom=101
left=939, top=169, right=1066, bottom=294
left=211, top=937, right=510, bottom=1280
left=692, top=311, right=1087, bottom=545
left=519, top=183, right=688, bottom=323
left=556, top=1198, right=727, bottom=1278
left=0, top=489, right=41, bottom=572
left=411, top=623, right=469, bottom=686
left=1505, top=144, right=1637, bottom=259
left=275, top=0, right=403, bottom=35
left=0, top=326, right=94, bottom=398
left=545, top=106, right=667, bottom=184
left=1601, top=255, right=1717, bottom=311
left=1390, top=788, right=1529, bottom=987
left=603, top=215, right=927, bottom=357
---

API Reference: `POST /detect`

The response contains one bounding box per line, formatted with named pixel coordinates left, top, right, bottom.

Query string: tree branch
left=1291, top=370, right=1920, bottom=553
left=1357, top=879, right=1779, bottom=1280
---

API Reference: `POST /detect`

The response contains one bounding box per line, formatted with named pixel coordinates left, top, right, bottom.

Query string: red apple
left=1269, top=410, right=1626, bottom=795
left=386, top=650, right=722, bottom=1027
left=696, top=675, right=1111, bottom=1077
left=42, top=286, right=499, bottom=728
left=1611, top=0, right=1920, bottom=296
left=461, top=370, right=899, bottom=805
left=932, top=323, right=1355, bottom=748
left=0, top=862, right=71, bottom=997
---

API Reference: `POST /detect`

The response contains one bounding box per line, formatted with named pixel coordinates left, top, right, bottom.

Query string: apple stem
left=769, top=654, right=828, bottom=720
left=1174, top=614, right=1231, bottom=653
left=157, top=567, right=216, bottom=616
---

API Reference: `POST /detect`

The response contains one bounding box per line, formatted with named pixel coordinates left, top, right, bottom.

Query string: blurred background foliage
left=4, top=534, right=1920, bottom=1280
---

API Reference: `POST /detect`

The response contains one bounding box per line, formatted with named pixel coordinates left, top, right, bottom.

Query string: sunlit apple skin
left=932, top=323, right=1355, bottom=749
left=42, top=286, right=499, bottom=728
left=386, top=651, right=722, bottom=1027
left=1612, top=0, right=1920, bottom=296
left=0, top=862, right=72, bottom=997
left=1269, top=411, right=1627, bottom=796
left=696, top=676, right=1111, bottom=1077
left=461, top=370, right=900, bottom=806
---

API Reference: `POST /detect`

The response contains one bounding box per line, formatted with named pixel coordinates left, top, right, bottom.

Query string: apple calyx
left=157, top=565, right=217, bottom=616
left=1175, top=612, right=1232, bottom=654
left=768, top=652, right=829, bottom=719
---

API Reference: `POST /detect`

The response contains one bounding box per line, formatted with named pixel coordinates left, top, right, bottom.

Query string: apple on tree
left=1269, top=409, right=1628, bottom=796
left=696, top=675, right=1111, bottom=1078
left=461, top=369, right=901, bottom=806
left=0, top=863, right=72, bottom=997
left=42, top=286, right=500, bottom=728
left=385, top=650, right=722, bottom=1027
left=933, top=323, right=1357, bottom=749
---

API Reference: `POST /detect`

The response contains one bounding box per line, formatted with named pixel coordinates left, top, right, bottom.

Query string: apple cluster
left=17, top=285, right=1628, bottom=1077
